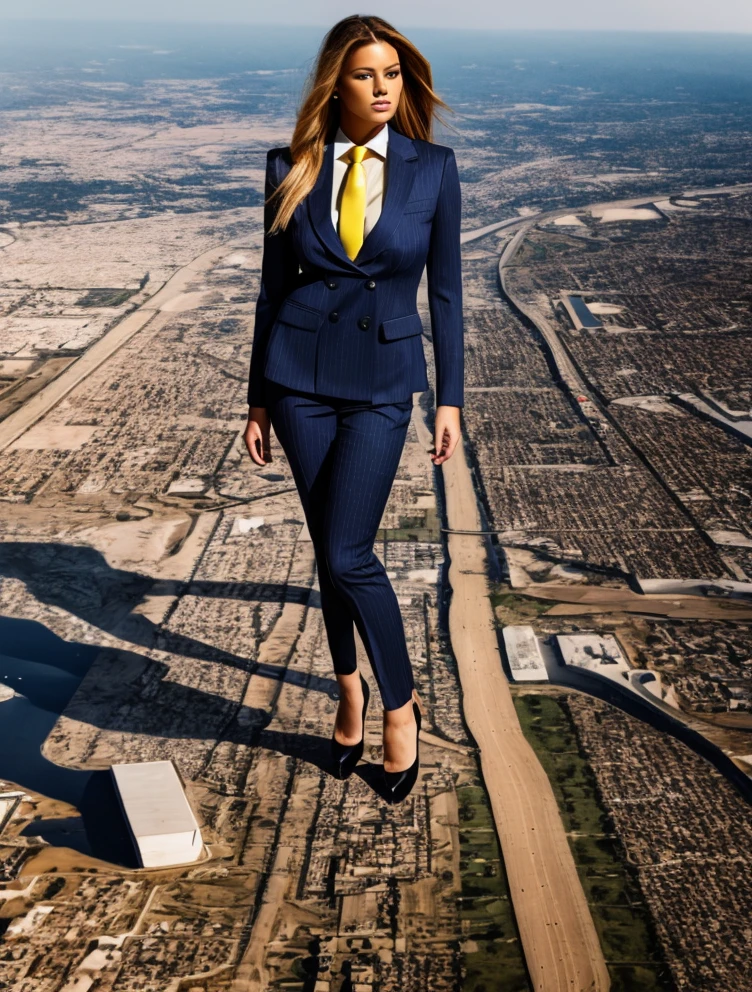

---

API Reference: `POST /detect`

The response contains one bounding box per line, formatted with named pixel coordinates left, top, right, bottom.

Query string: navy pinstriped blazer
left=247, top=121, right=464, bottom=409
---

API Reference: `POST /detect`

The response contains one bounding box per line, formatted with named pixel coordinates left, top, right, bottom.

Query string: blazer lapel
left=306, top=121, right=418, bottom=272
left=357, top=124, right=418, bottom=266
left=307, top=140, right=360, bottom=272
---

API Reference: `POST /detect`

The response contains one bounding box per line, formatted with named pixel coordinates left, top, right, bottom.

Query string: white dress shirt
left=330, top=123, right=389, bottom=240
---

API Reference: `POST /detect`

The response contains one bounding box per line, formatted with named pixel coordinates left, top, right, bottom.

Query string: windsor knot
left=348, top=145, right=368, bottom=165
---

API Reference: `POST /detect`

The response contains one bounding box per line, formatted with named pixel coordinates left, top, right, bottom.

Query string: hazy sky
left=0, top=0, right=750, bottom=34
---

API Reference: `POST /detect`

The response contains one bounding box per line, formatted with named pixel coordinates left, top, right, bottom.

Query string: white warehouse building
left=502, top=625, right=549, bottom=682
left=111, top=759, right=204, bottom=868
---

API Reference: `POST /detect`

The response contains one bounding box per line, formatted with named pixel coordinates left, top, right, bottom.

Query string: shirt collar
left=333, top=123, right=389, bottom=161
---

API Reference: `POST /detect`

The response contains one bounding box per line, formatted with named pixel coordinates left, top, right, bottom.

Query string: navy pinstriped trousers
left=265, top=377, right=415, bottom=711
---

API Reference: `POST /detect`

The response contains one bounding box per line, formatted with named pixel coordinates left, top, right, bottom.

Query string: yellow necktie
left=339, top=145, right=369, bottom=260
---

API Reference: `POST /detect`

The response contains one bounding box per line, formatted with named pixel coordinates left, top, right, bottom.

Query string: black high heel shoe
left=383, top=695, right=422, bottom=804
left=330, top=672, right=370, bottom=780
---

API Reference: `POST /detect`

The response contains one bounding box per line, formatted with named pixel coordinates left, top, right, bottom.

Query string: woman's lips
left=372, top=102, right=390, bottom=110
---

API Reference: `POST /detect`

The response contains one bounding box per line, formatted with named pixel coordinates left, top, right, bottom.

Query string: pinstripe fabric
left=247, top=121, right=464, bottom=409
left=266, top=378, right=415, bottom=711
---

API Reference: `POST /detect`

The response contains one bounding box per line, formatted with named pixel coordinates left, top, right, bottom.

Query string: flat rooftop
left=502, top=625, right=549, bottom=682
left=111, top=760, right=204, bottom=868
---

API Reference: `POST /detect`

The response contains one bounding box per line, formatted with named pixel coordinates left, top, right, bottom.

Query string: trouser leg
left=321, top=399, right=415, bottom=711
left=266, top=383, right=358, bottom=675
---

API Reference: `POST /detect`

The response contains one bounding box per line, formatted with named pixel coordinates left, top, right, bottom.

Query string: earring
left=332, top=93, right=339, bottom=99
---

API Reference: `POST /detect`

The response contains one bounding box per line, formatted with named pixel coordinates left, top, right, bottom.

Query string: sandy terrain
left=592, top=206, right=662, bottom=222
left=506, top=569, right=752, bottom=621
left=0, top=243, right=230, bottom=452
left=585, top=302, right=624, bottom=314
left=552, top=214, right=586, bottom=226
left=0, top=208, right=257, bottom=288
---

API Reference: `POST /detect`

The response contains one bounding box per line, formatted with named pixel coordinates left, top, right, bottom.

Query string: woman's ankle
left=383, top=696, right=415, bottom=727
left=336, top=670, right=363, bottom=699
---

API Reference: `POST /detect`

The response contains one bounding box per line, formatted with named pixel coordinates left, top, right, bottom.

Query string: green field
left=457, top=783, right=531, bottom=992
left=489, top=588, right=552, bottom=620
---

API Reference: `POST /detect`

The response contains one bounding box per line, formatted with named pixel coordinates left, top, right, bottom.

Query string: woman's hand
left=431, top=405, right=461, bottom=465
left=244, top=407, right=272, bottom=466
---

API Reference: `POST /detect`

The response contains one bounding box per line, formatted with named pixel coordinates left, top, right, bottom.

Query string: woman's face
left=334, top=40, right=403, bottom=128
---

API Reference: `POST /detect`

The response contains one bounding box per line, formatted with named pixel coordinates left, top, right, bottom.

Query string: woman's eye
left=354, top=70, right=400, bottom=81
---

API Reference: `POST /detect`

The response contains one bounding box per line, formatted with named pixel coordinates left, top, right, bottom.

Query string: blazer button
left=329, top=310, right=339, bottom=323
left=357, top=315, right=371, bottom=330
left=365, top=279, right=376, bottom=290
left=326, top=278, right=338, bottom=290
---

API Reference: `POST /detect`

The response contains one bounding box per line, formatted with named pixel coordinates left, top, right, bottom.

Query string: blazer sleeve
left=247, top=149, right=299, bottom=407
left=425, top=147, right=465, bottom=409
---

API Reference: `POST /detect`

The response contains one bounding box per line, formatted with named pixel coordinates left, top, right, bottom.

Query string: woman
left=243, top=14, right=464, bottom=803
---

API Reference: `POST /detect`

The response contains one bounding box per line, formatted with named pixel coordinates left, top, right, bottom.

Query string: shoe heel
left=383, top=698, right=421, bottom=804
left=331, top=672, right=370, bottom=780
left=411, top=689, right=424, bottom=719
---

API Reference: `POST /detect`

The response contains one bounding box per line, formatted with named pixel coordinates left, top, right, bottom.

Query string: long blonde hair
left=268, top=15, right=455, bottom=234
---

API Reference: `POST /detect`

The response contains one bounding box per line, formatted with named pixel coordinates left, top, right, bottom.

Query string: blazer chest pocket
left=380, top=312, right=424, bottom=341
left=276, top=298, right=322, bottom=332
left=402, top=197, right=435, bottom=215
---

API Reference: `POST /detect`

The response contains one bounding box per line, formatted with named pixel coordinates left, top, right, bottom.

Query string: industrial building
left=111, top=760, right=204, bottom=868
left=502, top=625, right=549, bottom=682
left=556, top=632, right=630, bottom=679
left=561, top=294, right=604, bottom=330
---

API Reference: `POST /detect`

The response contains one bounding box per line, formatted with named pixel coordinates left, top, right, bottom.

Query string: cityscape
left=0, top=21, right=751, bottom=992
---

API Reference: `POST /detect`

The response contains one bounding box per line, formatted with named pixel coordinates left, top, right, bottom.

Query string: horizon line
left=0, top=18, right=751, bottom=37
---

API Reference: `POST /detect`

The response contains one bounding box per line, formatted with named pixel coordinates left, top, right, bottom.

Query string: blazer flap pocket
left=381, top=312, right=424, bottom=341
left=403, top=197, right=435, bottom=214
left=276, top=298, right=322, bottom=332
